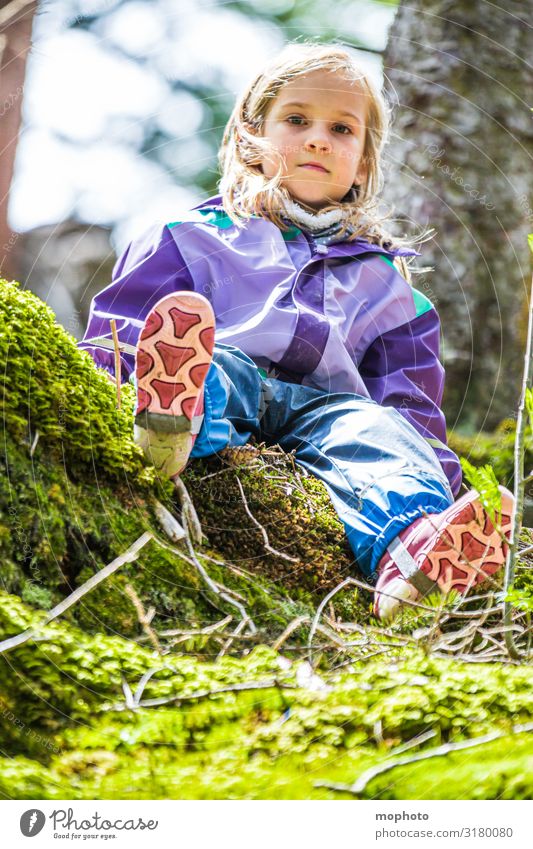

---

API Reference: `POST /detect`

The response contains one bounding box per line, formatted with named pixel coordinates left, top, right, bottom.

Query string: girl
left=80, top=43, right=513, bottom=622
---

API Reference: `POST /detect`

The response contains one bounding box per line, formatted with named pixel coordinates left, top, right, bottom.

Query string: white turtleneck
left=281, top=197, right=350, bottom=233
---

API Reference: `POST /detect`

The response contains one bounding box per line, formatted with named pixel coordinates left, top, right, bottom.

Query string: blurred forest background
left=1, top=0, right=532, bottom=431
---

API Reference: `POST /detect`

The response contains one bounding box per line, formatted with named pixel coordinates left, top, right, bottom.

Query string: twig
left=111, top=678, right=295, bottom=711
left=121, top=676, right=135, bottom=710
left=174, top=477, right=203, bottom=546
left=147, top=615, right=233, bottom=641
left=196, top=465, right=235, bottom=482
left=109, top=318, right=121, bottom=408
left=132, top=667, right=171, bottom=706
left=122, top=664, right=187, bottom=709
left=316, top=721, right=533, bottom=797
left=0, top=532, right=153, bottom=655
left=154, top=534, right=257, bottom=635
left=216, top=617, right=248, bottom=658
left=153, top=499, right=185, bottom=543
left=200, top=552, right=287, bottom=601
left=234, top=475, right=299, bottom=563
left=308, top=577, right=369, bottom=666
left=504, top=268, right=533, bottom=659
left=29, top=430, right=39, bottom=457
left=272, top=615, right=310, bottom=651
left=124, top=584, right=162, bottom=654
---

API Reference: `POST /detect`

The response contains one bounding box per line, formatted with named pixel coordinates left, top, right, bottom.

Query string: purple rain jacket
left=80, top=195, right=462, bottom=495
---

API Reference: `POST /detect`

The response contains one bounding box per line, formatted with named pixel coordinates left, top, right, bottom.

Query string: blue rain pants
left=191, top=344, right=454, bottom=578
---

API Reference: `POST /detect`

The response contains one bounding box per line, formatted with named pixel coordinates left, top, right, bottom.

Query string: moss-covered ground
left=0, top=278, right=532, bottom=800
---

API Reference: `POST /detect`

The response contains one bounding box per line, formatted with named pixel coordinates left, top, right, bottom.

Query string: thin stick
left=111, top=678, right=294, bottom=711
left=148, top=616, right=233, bottom=641
left=109, top=318, right=121, bottom=408
left=124, top=584, right=162, bottom=654
left=0, top=532, right=153, bottom=655
left=154, top=534, right=257, bottom=634
left=29, top=430, right=39, bottom=458
left=235, top=475, right=299, bottom=563
left=272, top=615, right=310, bottom=651
left=132, top=667, right=172, bottom=706
left=216, top=617, right=248, bottom=659
left=308, top=578, right=366, bottom=666
left=316, top=721, right=533, bottom=797
left=174, top=477, right=203, bottom=546
left=504, top=265, right=533, bottom=659
left=153, top=499, right=185, bottom=543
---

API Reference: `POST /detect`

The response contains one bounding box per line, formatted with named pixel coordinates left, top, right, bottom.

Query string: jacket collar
left=193, top=195, right=419, bottom=259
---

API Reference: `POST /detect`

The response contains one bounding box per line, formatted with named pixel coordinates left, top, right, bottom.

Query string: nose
left=304, top=126, right=332, bottom=154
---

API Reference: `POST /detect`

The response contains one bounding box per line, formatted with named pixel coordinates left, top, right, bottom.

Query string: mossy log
left=0, top=278, right=532, bottom=800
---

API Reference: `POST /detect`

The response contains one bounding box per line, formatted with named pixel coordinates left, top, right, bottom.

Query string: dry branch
left=0, top=532, right=153, bottom=655
left=111, top=677, right=296, bottom=711
left=316, top=722, right=533, bottom=797
left=235, top=475, right=299, bottom=563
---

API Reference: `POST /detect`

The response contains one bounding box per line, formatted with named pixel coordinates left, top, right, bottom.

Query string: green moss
left=0, top=279, right=148, bottom=484
left=0, top=279, right=531, bottom=800
left=1, top=601, right=532, bottom=800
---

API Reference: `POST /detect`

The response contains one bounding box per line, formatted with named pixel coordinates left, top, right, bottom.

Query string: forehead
left=272, top=69, right=368, bottom=116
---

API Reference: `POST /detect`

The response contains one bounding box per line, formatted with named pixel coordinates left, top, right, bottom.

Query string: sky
left=8, top=0, right=395, bottom=252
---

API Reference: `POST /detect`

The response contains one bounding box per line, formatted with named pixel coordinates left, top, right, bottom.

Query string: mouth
left=298, top=162, right=329, bottom=173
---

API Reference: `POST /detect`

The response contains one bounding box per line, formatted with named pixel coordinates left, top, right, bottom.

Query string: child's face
left=260, top=69, right=369, bottom=209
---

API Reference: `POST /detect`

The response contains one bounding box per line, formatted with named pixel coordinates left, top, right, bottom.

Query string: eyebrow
left=278, top=101, right=363, bottom=124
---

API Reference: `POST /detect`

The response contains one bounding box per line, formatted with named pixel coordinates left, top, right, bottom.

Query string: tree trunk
left=382, top=0, right=533, bottom=430
left=0, top=0, right=37, bottom=281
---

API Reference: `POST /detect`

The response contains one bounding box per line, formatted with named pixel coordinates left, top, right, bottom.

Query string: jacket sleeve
left=358, top=304, right=462, bottom=496
left=78, top=222, right=194, bottom=382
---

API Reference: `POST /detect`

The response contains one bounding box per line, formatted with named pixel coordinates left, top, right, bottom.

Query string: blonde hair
left=219, top=42, right=401, bottom=248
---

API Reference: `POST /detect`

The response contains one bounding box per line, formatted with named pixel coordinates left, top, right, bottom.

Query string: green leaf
left=528, top=234, right=533, bottom=255
left=504, top=586, right=533, bottom=612
left=460, top=458, right=502, bottom=526
left=526, top=387, right=533, bottom=435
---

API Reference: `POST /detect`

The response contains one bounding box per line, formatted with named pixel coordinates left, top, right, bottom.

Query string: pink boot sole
left=419, top=487, right=513, bottom=595
left=374, top=486, right=514, bottom=621
left=134, top=292, right=215, bottom=478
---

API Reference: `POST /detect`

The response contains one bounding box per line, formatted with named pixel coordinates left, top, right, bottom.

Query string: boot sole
left=134, top=292, right=215, bottom=477
left=419, top=486, right=514, bottom=595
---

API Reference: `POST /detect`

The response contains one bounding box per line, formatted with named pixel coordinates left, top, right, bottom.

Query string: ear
left=355, top=157, right=368, bottom=186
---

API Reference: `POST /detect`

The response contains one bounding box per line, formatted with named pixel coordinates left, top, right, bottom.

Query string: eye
left=332, top=123, right=352, bottom=135
left=286, top=115, right=306, bottom=125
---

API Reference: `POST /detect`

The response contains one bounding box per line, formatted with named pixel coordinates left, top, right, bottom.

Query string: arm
left=78, top=223, right=194, bottom=382
left=358, top=303, right=462, bottom=497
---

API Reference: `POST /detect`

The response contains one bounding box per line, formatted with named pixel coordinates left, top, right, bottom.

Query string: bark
left=382, top=0, right=533, bottom=429
left=0, top=0, right=37, bottom=281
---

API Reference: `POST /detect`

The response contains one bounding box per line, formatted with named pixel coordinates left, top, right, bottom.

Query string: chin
left=290, top=191, right=332, bottom=210
left=301, top=199, right=335, bottom=211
